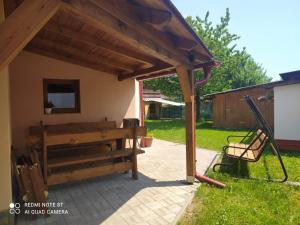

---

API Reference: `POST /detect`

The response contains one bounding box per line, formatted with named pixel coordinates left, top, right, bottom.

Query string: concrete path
left=18, top=139, right=217, bottom=225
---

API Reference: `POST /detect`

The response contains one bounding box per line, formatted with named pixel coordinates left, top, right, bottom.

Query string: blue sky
left=172, top=0, right=300, bottom=81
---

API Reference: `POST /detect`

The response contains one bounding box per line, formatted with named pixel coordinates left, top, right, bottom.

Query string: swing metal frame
left=213, top=95, right=288, bottom=182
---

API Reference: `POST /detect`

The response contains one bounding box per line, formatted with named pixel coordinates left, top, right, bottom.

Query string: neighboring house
left=143, top=89, right=184, bottom=119
left=0, top=0, right=217, bottom=217
left=274, top=71, right=300, bottom=151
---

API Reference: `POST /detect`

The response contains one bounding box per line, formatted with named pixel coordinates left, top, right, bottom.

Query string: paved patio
left=18, top=139, right=217, bottom=225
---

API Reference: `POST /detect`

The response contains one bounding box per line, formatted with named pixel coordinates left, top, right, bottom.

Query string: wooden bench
left=225, top=129, right=268, bottom=161
left=28, top=121, right=147, bottom=185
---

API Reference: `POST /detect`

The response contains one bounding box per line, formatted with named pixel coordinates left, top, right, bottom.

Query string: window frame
left=43, top=79, right=81, bottom=114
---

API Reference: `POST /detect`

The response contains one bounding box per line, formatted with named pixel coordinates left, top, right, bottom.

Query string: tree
left=144, top=9, right=271, bottom=119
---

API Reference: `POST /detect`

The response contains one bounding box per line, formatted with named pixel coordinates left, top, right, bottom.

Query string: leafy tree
left=144, top=9, right=271, bottom=119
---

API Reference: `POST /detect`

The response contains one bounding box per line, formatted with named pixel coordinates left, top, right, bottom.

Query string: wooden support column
left=0, top=0, right=61, bottom=71
left=0, top=0, right=12, bottom=216
left=132, top=125, right=138, bottom=179
left=184, top=96, right=196, bottom=183
left=176, top=66, right=196, bottom=183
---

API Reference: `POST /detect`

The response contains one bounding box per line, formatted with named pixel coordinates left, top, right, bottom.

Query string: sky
left=172, top=0, right=300, bottom=81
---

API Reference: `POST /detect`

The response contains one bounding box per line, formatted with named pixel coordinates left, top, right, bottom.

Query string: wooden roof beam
left=62, top=0, right=192, bottom=67
left=35, top=32, right=135, bottom=72
left=118, top=64, right=172, bottom=81
left=166, top=32, right=197, bottom=51
left=28, top=37, right=119, bottom=75
left=136, top=70, right=175, bottom=81
left=176, top=65, right=193, bottom=102
left=0, top=0, right=61, bottom=71
left=44, top=22, right=158, bottom=66
left=127, top=2, right=172, bottom=26
left=26, top=46, right=117, bottom=75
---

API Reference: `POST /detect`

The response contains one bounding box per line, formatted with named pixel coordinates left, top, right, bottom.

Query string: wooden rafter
left=45, top=22, right=158, bottom=67
left=126, top=1, right=172, bottom=26
left=33, top=33, right=135, bottom=72
left=90, top=0, right=194, bottom=66
left=27, top=37, right=119, bottom=75
left=0, top=0, right=61, bottom=71
left=136, top=71, right=175, bottom=81
left=62, top=0, right=192, bottom=67
left=166, top=32, right=197, bottom=51
left=118, top=64, right=172, bottom=81
left=26, top=45, right=117, bottom=75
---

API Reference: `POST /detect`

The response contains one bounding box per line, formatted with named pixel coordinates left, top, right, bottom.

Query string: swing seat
left=225, top=129, right=268, bottom=162
left=227, top=144, right=255, bottom=160
left=213, top=96, right=288, bottom=182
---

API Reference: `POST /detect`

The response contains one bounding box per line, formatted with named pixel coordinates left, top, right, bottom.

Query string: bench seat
left=227, top=143, right=255, bottom=160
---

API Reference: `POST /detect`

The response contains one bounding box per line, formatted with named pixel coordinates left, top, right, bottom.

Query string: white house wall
left=9, top=51, right=139, bottom=149
left=274, top=83, right=300, bottom=141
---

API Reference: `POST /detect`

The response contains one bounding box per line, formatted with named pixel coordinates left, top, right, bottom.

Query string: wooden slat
left=45, top=22, right=158, bottom=66
left=0, top=0, right=61, bottom=71
left=48, top=148, right=145, bottom=169
left=30, top=121, right=117, bottom=135
left=28, top=165, right=47, bottom=211
left=62, top=0, right=191, bottom=67
left=47, top=161, right=132, bottom=185
left=44, top=127, right=147, bottom=146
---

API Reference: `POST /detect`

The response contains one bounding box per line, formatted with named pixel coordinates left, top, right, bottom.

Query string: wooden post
left=41, top=122, right=48, bottom=184
left=132, top=125, right=138, bottom=179
left=139, top=80, right=145, bottom=146
left=185, top=96, right=196, bottom=183
left=0, top=0, right=12, bottom=215
left=176, top=66, right=196, bottom=183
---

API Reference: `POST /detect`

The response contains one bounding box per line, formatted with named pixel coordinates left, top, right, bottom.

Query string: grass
left=179, top=172, right=300, bottom=225
left=146, top=119, right=248, bottom=151
left=145, top=119, right=300, bottom=225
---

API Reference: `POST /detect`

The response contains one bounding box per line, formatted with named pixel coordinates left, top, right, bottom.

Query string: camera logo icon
left=9, top=203, right=21, bottom=214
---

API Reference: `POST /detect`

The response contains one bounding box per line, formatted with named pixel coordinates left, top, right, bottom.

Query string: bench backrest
left=29, top=121, right=117, bottom=135
left=251, top=129, right=269, bottom=158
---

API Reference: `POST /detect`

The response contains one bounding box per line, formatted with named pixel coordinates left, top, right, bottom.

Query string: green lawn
left=146, top=119, right=250, bottom=151
left=145, top=119, right=300, bottom=225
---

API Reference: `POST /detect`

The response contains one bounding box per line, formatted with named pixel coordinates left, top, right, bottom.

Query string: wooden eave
left=1, top=0, right=214, bottom=80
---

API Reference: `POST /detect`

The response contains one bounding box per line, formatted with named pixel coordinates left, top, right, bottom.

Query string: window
left=43, top=79, right=80, bottom=114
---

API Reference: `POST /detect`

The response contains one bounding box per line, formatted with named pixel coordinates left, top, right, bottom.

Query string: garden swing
left=213, top=95, right=288, bottom=182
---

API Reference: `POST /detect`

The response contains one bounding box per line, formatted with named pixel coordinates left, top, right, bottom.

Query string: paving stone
left=17, top=139, right=217, bottom=225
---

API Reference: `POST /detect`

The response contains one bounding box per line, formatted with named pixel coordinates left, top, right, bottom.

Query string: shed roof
left=144, top=98, right=184, bottom=106
left=203, top=71, right=300, bottom=99
left=280, top=70, right=300, bottom=81
left=2, top=0, right=215, bottom=81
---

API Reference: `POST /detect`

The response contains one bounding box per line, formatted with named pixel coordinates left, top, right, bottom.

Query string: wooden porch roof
left=1, top=0, right=214, bottom=81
